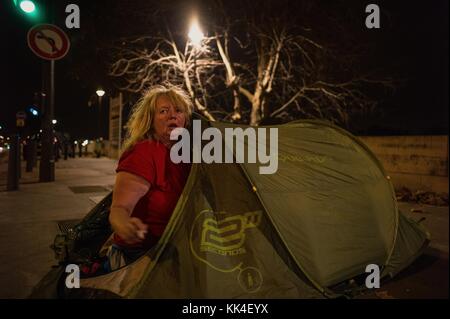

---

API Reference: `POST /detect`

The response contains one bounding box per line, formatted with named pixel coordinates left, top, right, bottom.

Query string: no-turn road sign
left=27, top=24, right=70, bottom=60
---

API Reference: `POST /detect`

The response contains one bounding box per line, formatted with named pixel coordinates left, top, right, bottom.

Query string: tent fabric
left=381, top=212, right=430, bottom=278
left=55, top=161, right=324, bottom=298
left=131, top=162, right=324, bottom=298
left=30, top=118, right=430, bottom=299
left=211, top=120, right=401, bottom=288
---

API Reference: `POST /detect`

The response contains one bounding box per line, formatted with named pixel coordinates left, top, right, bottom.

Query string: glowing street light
left=52, top=119, right=57, bottom=124
left=95, top=89, right=106, bottom=139
left=188, top=18, right=204, bottom=105
left=188, top=18, right=204, bottom=48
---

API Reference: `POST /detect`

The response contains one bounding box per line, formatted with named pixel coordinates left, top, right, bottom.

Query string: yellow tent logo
left=200, top=211, right=262, bottom=256
left=190, top=210, right=262, bottom=273
left=190, top=210, right=264, bottom=292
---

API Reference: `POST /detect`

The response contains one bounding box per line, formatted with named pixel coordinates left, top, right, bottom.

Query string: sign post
left=7, top=135, right=21, bottom=191
left=27, top=23, right=70, bottom=182
left=16, top=111, right=27, bottom=128
left=15, top=110, right=27, bottom=179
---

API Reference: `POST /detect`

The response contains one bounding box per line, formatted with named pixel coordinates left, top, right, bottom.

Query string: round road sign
left=27, top=24, right=70, bottom=60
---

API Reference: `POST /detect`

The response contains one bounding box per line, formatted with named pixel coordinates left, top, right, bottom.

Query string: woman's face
left=152, top=95, right=186, bottom=143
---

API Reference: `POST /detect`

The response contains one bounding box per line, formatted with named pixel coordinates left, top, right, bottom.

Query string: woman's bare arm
left=109, top=171, right=151, bottom=244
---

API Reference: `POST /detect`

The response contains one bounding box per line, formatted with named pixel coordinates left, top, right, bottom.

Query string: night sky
left=1, top=0, right=448, bottom=139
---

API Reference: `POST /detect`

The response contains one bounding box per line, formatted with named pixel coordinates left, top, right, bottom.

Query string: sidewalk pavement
left=0, top=155, right=448, bottom=298
left=0, top=156, right=117, bottom=298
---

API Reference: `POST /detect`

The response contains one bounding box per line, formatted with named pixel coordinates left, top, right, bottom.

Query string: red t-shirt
left=113, top=139, right=191, bottom=248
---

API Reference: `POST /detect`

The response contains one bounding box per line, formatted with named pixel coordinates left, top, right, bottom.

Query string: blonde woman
left=106, top=85, right=192, bottom=269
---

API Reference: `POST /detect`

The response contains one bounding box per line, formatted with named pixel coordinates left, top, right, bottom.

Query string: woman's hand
left=113, top=216, right=148, bottom=245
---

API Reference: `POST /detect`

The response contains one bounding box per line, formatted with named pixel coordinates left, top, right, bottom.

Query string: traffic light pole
left=38, top=0, right=55, bottom=182
left=39, top=58, right=55, bottom=182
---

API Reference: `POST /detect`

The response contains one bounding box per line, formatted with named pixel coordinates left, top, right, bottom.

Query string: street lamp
left=188, top=18, right=204, bottom=105
left=96, top=89, right=105, bottom=97
left=96, top=89, right=106, bottom=139
left=188, top=18, right=204, bottom=48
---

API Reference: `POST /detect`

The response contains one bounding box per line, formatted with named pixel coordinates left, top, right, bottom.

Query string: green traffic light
left=19, top=0, right=36, bottom=13
left=13, top=0, right=41, bottom=20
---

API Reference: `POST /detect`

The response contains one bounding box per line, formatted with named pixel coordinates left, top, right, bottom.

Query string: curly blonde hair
left=121, top=85, right=193, bottom=153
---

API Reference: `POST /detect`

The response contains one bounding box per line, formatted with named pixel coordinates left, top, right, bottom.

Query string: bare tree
left=108, top=0, right=393, bottom=126
left=109, top=33, right=221, bottom=121
left=209, top=0, right=394, bottom=125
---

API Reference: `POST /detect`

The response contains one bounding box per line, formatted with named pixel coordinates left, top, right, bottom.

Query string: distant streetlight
left=96, top=89, right=106, bottom=139
left=52, top=119, right=57, bottom=124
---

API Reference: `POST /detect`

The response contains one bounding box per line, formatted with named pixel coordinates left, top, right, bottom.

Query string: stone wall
left=359, top=135, right=448, bottom=194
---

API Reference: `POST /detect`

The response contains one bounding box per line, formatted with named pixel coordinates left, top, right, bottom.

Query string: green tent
left=30, top=118, right=430, bottom=299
